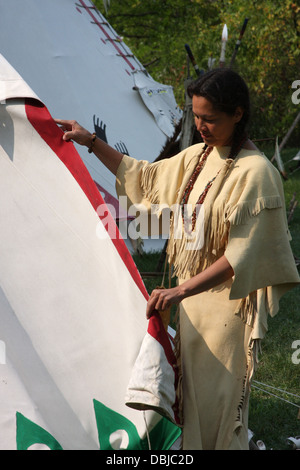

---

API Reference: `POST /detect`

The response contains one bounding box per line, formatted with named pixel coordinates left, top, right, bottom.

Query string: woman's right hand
left=55, top=119, right=124, bottom=175
left=54, top=119, right=94, bottom=148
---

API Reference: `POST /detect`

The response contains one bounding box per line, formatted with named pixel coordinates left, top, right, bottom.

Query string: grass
left=132, top=145, right=300, bottom=450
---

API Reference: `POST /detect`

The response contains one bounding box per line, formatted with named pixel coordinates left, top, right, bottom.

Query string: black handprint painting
left=93, top=115, right=108, bottom=143
left=93, top=114, right=130, bottom=156
left=114, top=141, right=129, bottom=156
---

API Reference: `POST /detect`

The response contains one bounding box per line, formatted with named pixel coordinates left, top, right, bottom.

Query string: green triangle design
left=93, top=399, right=181, bottom=450
left=93, top=399, right=145, bottom=450
left=16, top=401, right=181, bottom=450
left=148, top=414, right=181, bottom=450
left=16, top=412, right=63, bottom=450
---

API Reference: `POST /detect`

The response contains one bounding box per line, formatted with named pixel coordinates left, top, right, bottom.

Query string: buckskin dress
left=115, top=143, right=300, bottom=450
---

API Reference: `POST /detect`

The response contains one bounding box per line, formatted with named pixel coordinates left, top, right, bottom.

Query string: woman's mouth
left=201, top=132, right=212, bottom=140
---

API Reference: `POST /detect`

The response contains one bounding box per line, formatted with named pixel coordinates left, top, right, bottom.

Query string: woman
left=55, top=68, right=299, bottom=450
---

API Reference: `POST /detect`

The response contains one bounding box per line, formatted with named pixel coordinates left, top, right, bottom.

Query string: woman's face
left=192, top=95, right=243, bottom=147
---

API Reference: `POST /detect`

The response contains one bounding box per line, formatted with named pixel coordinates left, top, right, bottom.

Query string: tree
left=94, top=0, right=300, bottom=145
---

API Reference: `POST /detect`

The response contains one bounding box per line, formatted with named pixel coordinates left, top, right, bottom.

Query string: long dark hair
left=187, top=68, right=251, bottom=157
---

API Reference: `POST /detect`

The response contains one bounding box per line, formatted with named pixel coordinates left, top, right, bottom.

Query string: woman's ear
left=234, top=106, right=244, bottom=123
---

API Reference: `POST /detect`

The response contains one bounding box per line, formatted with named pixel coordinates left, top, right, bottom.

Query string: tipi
left=0, top=0, right=181, bottom=206
left=0, top=1, right=182, bottom=451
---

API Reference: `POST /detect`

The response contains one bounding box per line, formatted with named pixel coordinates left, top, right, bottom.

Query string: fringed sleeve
left=115, top=145, right=204, bottom=211
left=224, top=154, right=299, bottom=319
left=220, top=153, right=300, bottom=386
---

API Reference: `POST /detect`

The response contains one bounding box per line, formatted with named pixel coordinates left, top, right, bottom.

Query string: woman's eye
left=194, top=115, right=215, bottom=123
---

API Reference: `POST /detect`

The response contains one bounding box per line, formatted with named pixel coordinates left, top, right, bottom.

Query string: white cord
left=252, top=384, right=300, bottom=409
left=253, top=380, right=300, bottom=400
left=143, top=411, right=151, bottom=450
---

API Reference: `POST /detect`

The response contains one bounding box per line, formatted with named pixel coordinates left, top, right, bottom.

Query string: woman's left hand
left=145, top=255, right=234, bottom=320
left=146, top=286, right=184, bottom=319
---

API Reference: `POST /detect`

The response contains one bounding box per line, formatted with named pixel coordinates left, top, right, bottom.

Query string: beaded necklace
left=181, top=138, right=247, bottom=231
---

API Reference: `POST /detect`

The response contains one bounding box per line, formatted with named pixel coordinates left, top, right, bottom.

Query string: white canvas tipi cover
left=0, top=53, right=181, bottom=450
left=0, top=0, right=181, bottom=205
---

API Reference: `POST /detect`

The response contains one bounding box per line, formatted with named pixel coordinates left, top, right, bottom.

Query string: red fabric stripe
left=147, top=312, right=180, bottom=424
left=25, top=99, right=148, bottom=301
left=77, top=0, right=135, bottom=72
left=25, top=98, right=179, bottom=423
left=147, top=312, right=176, bottom=368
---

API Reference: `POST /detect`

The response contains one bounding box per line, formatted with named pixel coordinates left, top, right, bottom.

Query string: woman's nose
left=196, top=118, right=206, bottom=132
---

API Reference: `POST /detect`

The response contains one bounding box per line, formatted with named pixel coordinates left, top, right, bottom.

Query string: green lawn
left=133, top=145, right=300, bottom=450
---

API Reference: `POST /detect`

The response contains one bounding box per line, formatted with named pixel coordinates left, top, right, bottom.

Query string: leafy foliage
left=95, top=0, right=300, bottom=145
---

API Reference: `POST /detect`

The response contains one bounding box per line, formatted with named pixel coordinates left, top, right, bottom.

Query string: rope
left=252, top=380, right=300, bottom=409
left=253, top=380, right=300, bottom=400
